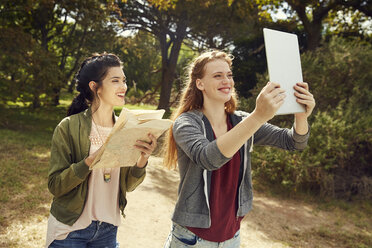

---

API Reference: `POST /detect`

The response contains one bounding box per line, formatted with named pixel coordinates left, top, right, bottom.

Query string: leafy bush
left=0, top=27, right=62, bottom=108
left=125, top=87, right=145, bottom=103
left=242, top=37, right=372, bottom=199
left=301, top=38, right=372, bottom=112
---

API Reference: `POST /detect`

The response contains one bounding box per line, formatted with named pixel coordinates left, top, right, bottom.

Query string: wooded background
left=1, top=0, right=371, bottom=199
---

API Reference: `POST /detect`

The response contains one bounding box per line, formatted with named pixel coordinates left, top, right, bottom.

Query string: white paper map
left=90, top=108, right=173, bottom=169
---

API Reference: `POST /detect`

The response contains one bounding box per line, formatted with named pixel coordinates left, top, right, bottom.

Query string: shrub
left=243, top=37, right=372, bottom=199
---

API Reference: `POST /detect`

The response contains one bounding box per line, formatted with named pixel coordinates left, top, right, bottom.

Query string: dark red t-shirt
left=187, top=117, right=243, bottom=242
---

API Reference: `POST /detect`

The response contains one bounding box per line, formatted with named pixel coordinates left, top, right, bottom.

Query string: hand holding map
left=90, top=108, right=173, bottom=169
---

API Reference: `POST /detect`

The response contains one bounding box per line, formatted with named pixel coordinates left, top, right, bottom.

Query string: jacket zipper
left=201, top=120, right=212, bottom=225
left=237, top=139, right=250, bottom=219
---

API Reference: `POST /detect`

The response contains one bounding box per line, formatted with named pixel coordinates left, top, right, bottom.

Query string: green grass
left=0, top=100, right=159, bottom=229
left=0, top=106, right=60, bottom=227
left=62, top=89, right=158, bottom=114
left=1, top=98, right=371, bottom=248
left=288, top=226, right=372, bottom=248
left=0, top=99, right=162, bottom=247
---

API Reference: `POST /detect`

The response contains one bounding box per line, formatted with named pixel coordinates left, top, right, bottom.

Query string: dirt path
left=1, top=156, right=370, bottom=247
left=118, top=157, right=309, bottom=248
left=118, top=157, right=371, bottom=248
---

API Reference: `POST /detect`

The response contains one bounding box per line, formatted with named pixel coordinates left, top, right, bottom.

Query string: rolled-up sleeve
left=120, top=165, right=146, bottom=192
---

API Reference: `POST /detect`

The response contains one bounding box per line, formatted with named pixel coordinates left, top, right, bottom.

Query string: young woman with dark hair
left=46, top=53, right=157, bottom=247
left=163, top=50, right=315, bottom=247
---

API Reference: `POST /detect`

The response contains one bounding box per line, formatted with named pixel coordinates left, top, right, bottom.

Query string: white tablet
left=263, top=28, right=306, bottom=115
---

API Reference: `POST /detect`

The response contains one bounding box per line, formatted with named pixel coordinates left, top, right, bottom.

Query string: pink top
left=45, top=121, right=121, bottom=247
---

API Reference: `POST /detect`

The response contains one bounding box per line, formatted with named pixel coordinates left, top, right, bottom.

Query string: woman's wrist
left=294, top=115, right=309, bottom=135
left=250, top=110, right=267, bottom=126
left=136, top=155, right=148, bottom=168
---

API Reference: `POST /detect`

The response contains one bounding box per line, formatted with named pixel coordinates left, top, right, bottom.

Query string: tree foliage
left=0, top=0, right=117, bottom=107
left=115, top=0, right=256, bottom=110
left=245, top=37, right=372, bottom=198
left=1, top=0, right=371, bottom=199
left=113, top=31, right=197, bottom=106
left=114, top=31, right=162, bottom=104
left=256, top=0, right=372, bottom=50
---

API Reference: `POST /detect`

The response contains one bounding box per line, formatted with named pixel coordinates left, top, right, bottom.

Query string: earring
left=90, top=81, right=96, bottom=90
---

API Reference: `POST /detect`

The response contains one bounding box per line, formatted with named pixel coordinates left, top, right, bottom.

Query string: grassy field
left=0, top=96, right=156, bottom=247
left=0, top=99, right=371, bottom=247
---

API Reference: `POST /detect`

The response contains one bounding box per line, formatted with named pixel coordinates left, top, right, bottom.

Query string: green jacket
left=48, top=108, right=146, bottom=226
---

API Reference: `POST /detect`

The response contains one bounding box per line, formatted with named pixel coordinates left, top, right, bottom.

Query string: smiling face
left=196, top=59, right=234, bottom=105
left=96, top=66, right=127, bottom=107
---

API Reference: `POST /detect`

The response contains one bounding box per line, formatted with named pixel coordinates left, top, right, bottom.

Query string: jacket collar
left=83, top=107, right=92, bottom=118
left=82, top=107, right=117, bottom=123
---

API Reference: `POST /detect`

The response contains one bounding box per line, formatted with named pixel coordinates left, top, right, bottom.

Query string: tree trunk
left=157, top=19, right=187, bottom=111
left=32, top=94, right=41, bottom=109
left=305, top=21, right=322, bottom=51
left=52, top=88, right=60, bottom=106
left=157, top=39, right=184, bottom=111
left=288, top=1, right=336, bottom=51
left=158, top=66, right=173, bottom=111
left=67, top=28, right=88, bottom=93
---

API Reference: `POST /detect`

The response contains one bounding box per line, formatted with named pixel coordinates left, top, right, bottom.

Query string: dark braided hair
left=67, top=52, right=122, bottom=116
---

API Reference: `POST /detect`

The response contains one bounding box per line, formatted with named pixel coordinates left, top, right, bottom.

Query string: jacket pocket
left=185, top=180, right=209, bottom=215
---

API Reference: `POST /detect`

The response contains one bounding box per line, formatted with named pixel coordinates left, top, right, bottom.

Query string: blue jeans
left=164, top=223, right=240, bottom=248
left=49, top=221, right=119, bottom=248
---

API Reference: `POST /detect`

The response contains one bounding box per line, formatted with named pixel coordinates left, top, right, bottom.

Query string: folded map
left=90, top=107, right=173, bottom=169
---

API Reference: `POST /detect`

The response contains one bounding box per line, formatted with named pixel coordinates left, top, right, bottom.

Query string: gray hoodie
left=171, top=110, right=309, bottom=228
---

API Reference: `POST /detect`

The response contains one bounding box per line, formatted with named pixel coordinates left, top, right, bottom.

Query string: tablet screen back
left=263, top=28, right=305, bottom=115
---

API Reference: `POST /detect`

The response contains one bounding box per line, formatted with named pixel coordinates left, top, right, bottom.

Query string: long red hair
left=163, top=50, right=237, bottom=169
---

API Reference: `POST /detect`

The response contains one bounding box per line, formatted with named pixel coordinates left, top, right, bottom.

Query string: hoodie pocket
left=185, top=179, right=209, bottom=215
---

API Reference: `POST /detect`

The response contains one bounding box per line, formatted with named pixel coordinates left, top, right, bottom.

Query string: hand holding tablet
left=263, top=28, right=306, bottom=115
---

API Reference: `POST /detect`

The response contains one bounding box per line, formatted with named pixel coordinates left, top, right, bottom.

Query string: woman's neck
left=91, top=103, right=114, bottom=127
left=202, top=100, right=227, bottom=128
